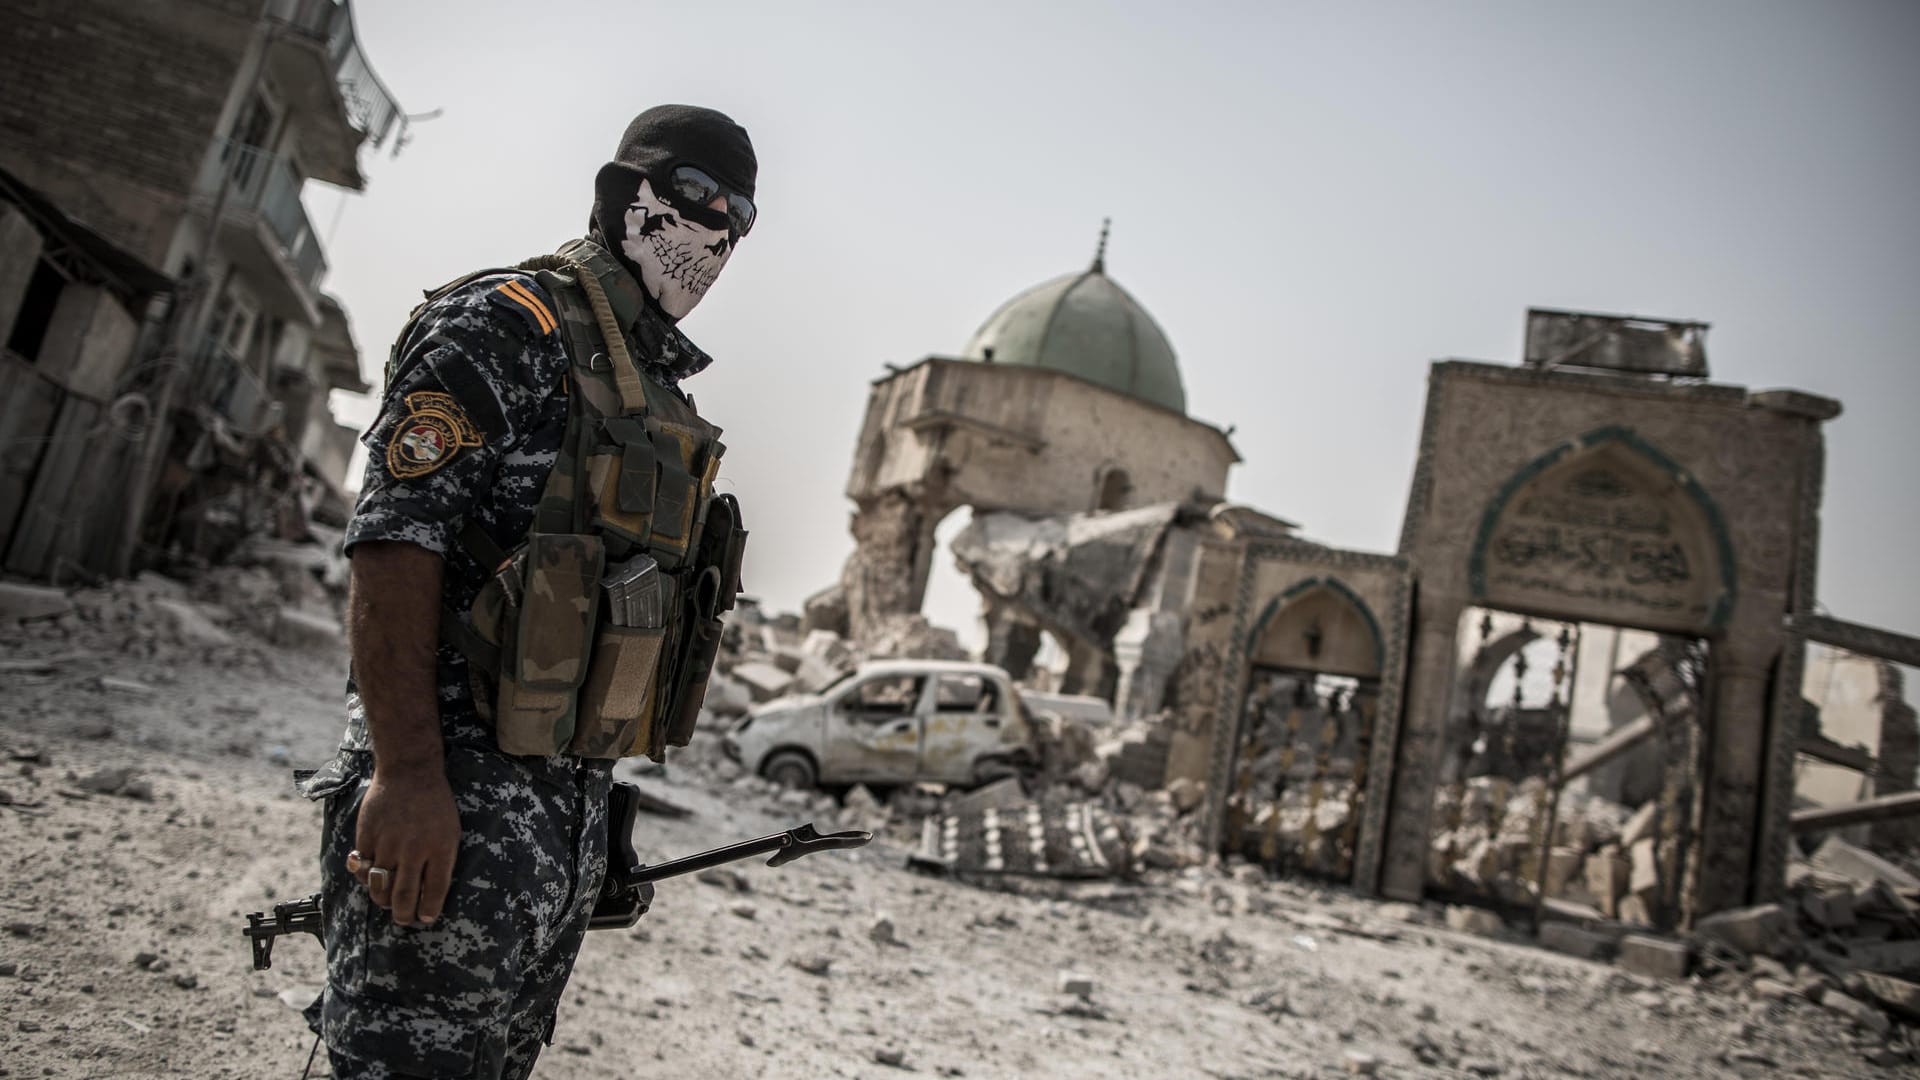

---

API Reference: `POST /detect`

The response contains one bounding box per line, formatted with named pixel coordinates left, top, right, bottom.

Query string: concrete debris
left=1821, top=991, right=1893, bottom=1035
left=95, top=676, right=155, bottom=697
left=1693, top=903, right=1794, bottom=958
left=702, top=673, right=753, bottom=717
left=839, top=784, right=891, bottom=835
left=75, top=766, right=152, bottom=800
left=861, top=614, right=967, bottom=662
left=868, top=914, right=901, bottom=948
left=150, top=598, right=233, bottom=647
left=1538, top=922, right=1612, bottom=961
left=0, top=582, right=73, bottom=623
left=1057, top=972, right=1095, bottom=999
left=787, top=952, right=833, bottom=977
left=730, top=662, right=795, bottom=703
left=1445, top=906, right=1505, bottom=937
left=1342, top=1050, right=1380, bottom=1076
left=1855, top=972, right=1920, bottom=1022
left=1811, top=835, right=1920, bottom=892
left=1616, top=935, right=1689, bottom=981
left=946, top=776, right=1027, bottom=816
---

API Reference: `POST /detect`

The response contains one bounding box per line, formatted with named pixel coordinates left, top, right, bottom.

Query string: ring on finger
left=367, top=866, right=393, bottom=888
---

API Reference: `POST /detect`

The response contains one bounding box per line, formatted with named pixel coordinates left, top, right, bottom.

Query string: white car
left=722, top=659, right=1034, bottom=790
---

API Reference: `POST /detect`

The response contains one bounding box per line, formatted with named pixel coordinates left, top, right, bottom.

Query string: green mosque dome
left=960, top=226, right=1187, bottom=415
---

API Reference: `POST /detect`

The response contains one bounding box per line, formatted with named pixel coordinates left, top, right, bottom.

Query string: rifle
left=243, top=781, right=871, bottom=969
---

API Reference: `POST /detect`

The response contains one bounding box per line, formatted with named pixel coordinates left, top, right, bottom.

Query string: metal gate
left=1426, top=612, right=1707, bottom=931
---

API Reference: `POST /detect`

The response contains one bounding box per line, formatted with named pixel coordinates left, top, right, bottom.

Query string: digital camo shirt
left=341, top=272, right=572, bottom=751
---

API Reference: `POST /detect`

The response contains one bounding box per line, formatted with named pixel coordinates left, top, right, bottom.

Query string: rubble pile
left=0, top=550, right=343, bottom=667
left=1428, top=779, right=1691, bottom=924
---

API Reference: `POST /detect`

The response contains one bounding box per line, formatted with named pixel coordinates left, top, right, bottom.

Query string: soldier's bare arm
left=346, top=540, right=461, bottom=928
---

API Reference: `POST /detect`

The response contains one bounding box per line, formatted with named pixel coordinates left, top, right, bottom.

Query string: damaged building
left=0, top=0, right=398, bottom=580
left=816, top=239, right=1919, bottom=935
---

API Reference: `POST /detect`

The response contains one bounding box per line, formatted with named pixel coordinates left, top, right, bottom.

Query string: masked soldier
left=301, top=105, right=756, bottom=1079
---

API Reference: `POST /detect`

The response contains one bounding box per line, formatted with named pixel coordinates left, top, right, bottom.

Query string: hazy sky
left=316, top=0, right=1920, bottom=642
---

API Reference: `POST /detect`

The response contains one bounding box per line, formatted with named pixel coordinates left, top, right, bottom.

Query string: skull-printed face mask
left=620, top=177, right=734, bottom=320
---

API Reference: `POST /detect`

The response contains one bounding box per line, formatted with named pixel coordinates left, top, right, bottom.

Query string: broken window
left=6, top=258, right=66, bottom=363
left=848, top=674, right=922, bottom=721
left=934, top=674, right=996, bottom=713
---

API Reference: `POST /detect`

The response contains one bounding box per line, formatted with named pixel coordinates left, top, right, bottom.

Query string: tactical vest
left=396, top=240, right=746, bottom=761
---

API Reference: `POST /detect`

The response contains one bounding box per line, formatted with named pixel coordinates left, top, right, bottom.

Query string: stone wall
left=1386, top=361, right=1835, bottom=912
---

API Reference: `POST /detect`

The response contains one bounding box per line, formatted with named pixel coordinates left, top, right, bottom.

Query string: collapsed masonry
left=807, top=248, right=1920, bottom=951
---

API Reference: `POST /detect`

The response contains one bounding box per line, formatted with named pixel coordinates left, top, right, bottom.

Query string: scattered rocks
left=1855, top=972, right=1920, bottom=1023
left=1057, top=972, right=1095, bottom=1000
left=697, top=868, right=751, bottom=893
left=1693, top=903, right=1793, bottom=958
left=1342, top=1050, right=1379, bottom=1075
left=1616, top=934, right=1689, bottom=981
left=728, top=901, right=758, bottom=920
left=873, top=1047, right=907, bottom=1068
left=869, top=913, right=901, bottom=948
left=1445, top=906, right=1505, bottom=936
left=1822, top=991, right=1892, bottom=1034
left=76, top=766, right=152, bottom=800
left=95, top=676, right=156, bottom=697
left=788, top=953, right=833, bottom=977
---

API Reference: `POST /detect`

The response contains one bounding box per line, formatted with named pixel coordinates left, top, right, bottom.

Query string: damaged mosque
left=799, top=224, right=1920, bottom=931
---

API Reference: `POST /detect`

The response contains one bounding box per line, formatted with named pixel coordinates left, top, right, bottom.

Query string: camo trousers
left=303, top=746, right=612, bottom=1079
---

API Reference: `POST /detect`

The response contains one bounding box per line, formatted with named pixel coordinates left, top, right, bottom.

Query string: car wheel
left=763, top=750, right=817, bottom=791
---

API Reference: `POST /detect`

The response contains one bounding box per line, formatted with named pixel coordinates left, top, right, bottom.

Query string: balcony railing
left=213, top=140, right=328, bottom=292
left=265, top=0, right=401, bottom=147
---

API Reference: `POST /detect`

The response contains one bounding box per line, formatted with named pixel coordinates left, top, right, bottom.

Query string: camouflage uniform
left=305, top=269, right=692, bottom=1079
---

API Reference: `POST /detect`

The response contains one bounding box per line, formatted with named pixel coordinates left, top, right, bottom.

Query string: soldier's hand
left=350, top=764, right=462, bottom=928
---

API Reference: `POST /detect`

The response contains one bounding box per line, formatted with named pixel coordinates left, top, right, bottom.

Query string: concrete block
left=1617, top=934, right=1689, bottom=980
left=0, top=582, right=71, bottom=623
left=948, top=776, right=1026, bottom=815
left=1539, top=922, right=1613, bottom=961
left=1822, top=991, right=1892, bottom=1035
left=1628, top=837, right=1660, bottom=895
left=1856, top=972, right=1920, bottom=1023
left=731, top=661, right=795, bottom=703
left=1617, top=894, right=1654, bottom=927
left=1837, top=938, right=1920, bottom=974
left=1800, top=887, right=1857, bottom=931
left=1619, top=801, right=1659, bottom=848
left=1544, top=846, right=1584, bottom=899
left=1057, top=972, right=1095, bottom=999
left=1693, top=903, right=1793, bottom=957
left=1812, top=835, right=1920, bottom=891
left=1444, top=905, right=1505, bottom=936
left=1584, top=846, right=1629, bottom=918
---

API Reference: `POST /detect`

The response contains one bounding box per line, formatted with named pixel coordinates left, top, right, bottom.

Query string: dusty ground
left=0, top=612, right=1912, bottom=1078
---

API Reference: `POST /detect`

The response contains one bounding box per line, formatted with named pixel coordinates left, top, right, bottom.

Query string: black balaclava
left=590, top=105, right=756, bottom=322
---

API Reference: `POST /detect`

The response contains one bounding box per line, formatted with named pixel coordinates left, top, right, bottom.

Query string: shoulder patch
left=386, top=391, right=485, bottom=480
left=485, top=278, right=558, bottom=337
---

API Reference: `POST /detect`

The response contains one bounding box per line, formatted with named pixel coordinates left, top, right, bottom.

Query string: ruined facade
left=0, top=0, right=397, bottom=577
left=829, top=231, right=1912, bottom=926
left=832, top=239, right=1240, bottom=707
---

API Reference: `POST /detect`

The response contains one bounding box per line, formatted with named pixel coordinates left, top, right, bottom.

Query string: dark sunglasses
left=663, top=164, right=756, bottom=237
